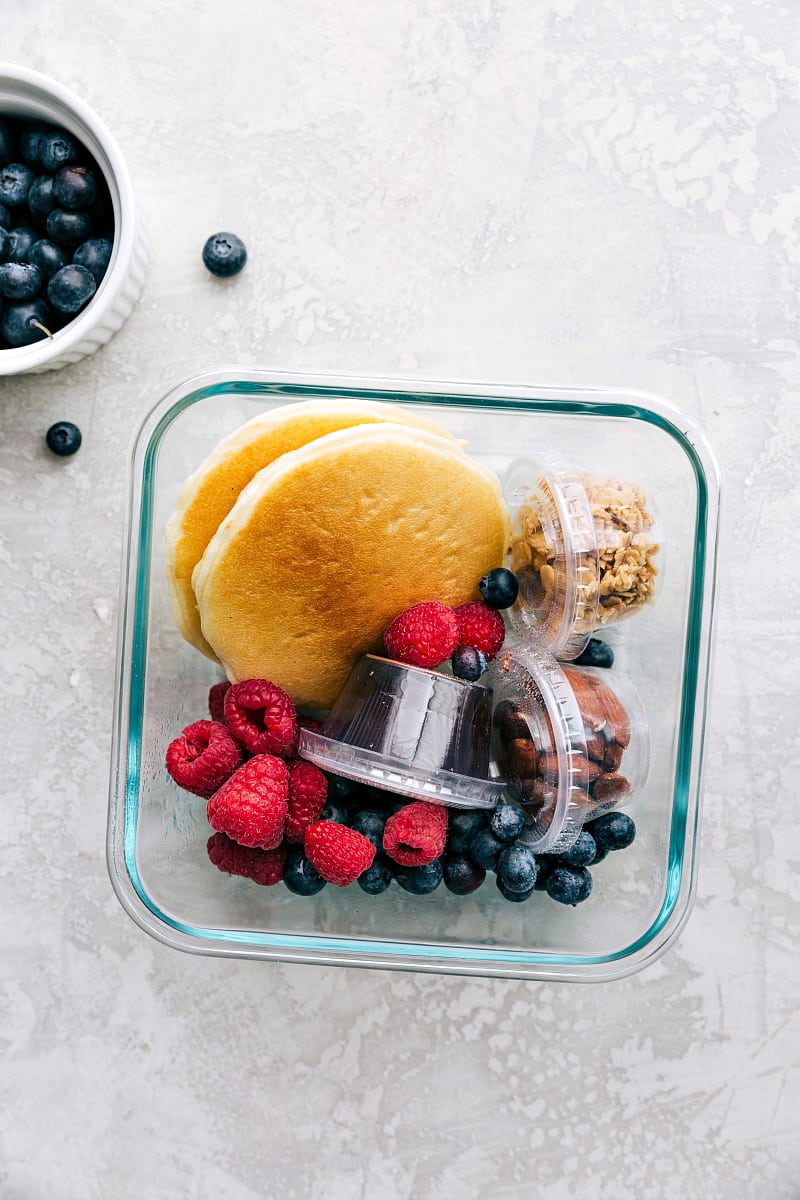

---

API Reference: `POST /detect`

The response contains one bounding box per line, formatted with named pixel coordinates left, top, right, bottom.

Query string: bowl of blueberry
left=0, top=62, right=147, bottom=374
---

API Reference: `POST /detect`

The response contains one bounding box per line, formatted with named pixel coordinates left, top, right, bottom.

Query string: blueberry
left=53, top=165, right=98, bottom=211
left=38, top=129, right=79, bottom=174
left=45, top=421, right=82, bottom=457
left=27, top=176, right=57, bottom=223
left=588, top=811, right=636, bottom=851
left=357, top=853, right=393, bottom=895
left=318, top=800, right=348, bottom=825
left=443, top=853, right=485, bottom=895
left=72, top=237, right=112, bottom=283
left=489, top=801, right=526, bottom=843
left=0, top=203, right=10, bottom=232
left=533, top=856, right=552, bottom=890
left=574, top=638, right=614, bottom=669
left=452, top=645, right=487, bottom=681
left=0, top=262, right=43, bottom=301
left=496, top=876, right=535, bottom=902
left=556, top=830, right=597, bottom=868
left=469, top=826, right=506, bottom=871
left=19, top=123, right=49, bottom=167
left=0, top=163, right=35, bottom=209
left=545, top=865, right=593, bottom=906
left=28, top=239, right=68, bottom=280
left=0, top=299, right=52, bottom=347
left=47, top=264, right=96, bottom=314
left=325, top=773, right=359, bottom=801
left=0, top=119, right=13, bottom=163
left=479, top=567, right=519, bottom=609
left=349, top=809, right=386, bottom=849
left=446, top=808, right=486, bottom=854
left=590, top=843, right=610, bottom=865
left=46, top=209, right=92, bottom=246
left=394, top=859, right=443, bottom=895
left=202, top=231, right=247, bottom=277
left=497, top=844, right=538, bottom=893
left=5, top=227, right=37, bottom=263
left=0, top=227, right=9, bottom=263
left=283, top=847, right=327, bottom=895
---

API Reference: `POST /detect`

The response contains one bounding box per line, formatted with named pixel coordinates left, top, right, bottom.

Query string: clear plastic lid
left=486, top=648, right=651, bottom=852
left=505, top=450, right=662, bottom=660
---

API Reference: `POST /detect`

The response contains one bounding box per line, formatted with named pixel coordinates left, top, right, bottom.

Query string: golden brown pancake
left=165, top=399, right=459, bottom=659
left=193, top=423, right=511, bottom=709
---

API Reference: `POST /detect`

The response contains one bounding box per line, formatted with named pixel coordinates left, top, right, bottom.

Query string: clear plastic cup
left=486, top=647, right=650, bottom=852
left=298, top=654, right=505, bottom=809
left=504, top=449, right=663, bottom=660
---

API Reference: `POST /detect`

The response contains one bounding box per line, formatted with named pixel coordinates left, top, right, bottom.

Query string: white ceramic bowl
left=0, top=63, right=147, bottom=374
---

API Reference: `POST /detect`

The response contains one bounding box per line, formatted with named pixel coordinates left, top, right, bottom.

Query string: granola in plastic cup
left=504, top=450, right=662, bottom=660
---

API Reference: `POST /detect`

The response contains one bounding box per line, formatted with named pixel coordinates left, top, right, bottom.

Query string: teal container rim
left=107, top=366, right=721, bottom=982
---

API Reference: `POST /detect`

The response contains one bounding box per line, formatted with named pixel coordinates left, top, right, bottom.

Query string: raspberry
left=223, top=679, right=298, bottom=758
left=208, top=680, right=231, bottom=723
left=285, top=759, right=328, bottom=843
left=383, top=801, right=448, bottom=866
left=384, top=600, right=459, bottom=669
left=165, top=719, right=242, bottom=798
left=304, top=820, right=376, bottom=887
left=454, top=600, right=505, bottom=660
left=207, top=831, right=287, bottom=885
left=298, top=716, right=322, bottom=734
left=207, top=754, right=289, bottom=849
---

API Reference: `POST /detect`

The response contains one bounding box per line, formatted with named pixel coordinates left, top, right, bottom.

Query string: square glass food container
left=108, top=367, right=720, bottom=982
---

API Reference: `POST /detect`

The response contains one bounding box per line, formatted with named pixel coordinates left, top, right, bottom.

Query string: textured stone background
left=1, top=2, right=798, bottom=1197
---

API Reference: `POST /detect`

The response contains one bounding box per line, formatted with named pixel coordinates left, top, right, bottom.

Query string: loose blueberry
left=357, top=853, right=393, bottom=895
left=0, top=262, right=43, bottom=301
left=38, top=129, right=79, bottom=173
left=53, top=164, right=98, bottom=211
left=556, top=830, right=597, bottom=869
left=283, top=847, right=327, bottom=895
left=590, top=843, right=610, bottom=865
left=72, top=237, right=112, bottom=283
left=489, top=801, right=526, bottom=843
left=0, top=299, right=52, bottom=347
left=45, top=421, right=82, bottom=457
left=202, top=231, right=247, bottom=278
left=545, top=864, right=593, bottom=906
left=0, top=119, right=13, bottom=163
left=479, top=567, right=519, bottom=609
left=47, top=264, right=96, bottom=314
left=0, top=203, right=10, bottom=231
left=496, top=876, right=535, bottom=902
left=46, top=209, right=92, bottom=246
left=318, top=800, right=348, bottom=825
left=497, top=844, right=538, bottom=893
left=349, top=809, right=386, bottom=849
left=28, top=239, right=68, bottom=280
left=443, top=853, right=485, bottom=895
left=5, top=227, right=37, bottom=264
left=394, top=859, right=443, bottom=895
left=0, top=163, right=35, bottom=209
left=574, top=638, right=615, bottom=669
left=27, top=176, right=57, bottom=223
left=452, top=645, right=487, bottom=681
left=588, top=811, right=636, bottom=851
left=469, top=825, right=506, bottom=871
left=446, top=808, right=486, bottom=854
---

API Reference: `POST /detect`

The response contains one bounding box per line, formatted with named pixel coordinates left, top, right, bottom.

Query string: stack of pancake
left=165, top=399, right=511, bottom=709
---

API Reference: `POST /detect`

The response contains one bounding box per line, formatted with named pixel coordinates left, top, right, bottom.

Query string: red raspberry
left=224, top=679, right=298, bottom=758
left=207, top=831, right=287, bottom=886
left=383, top=801, right=448, bottom=866
left=208, top=681, right=231, bottom=723
left=298, top=716, right=322, bottom=734
left=454, top=600, right=505, bottom=660
left=165, top=719, right=242, bottom=798
left=384, top=600, right=459, bottom=669
left=207, top=754, right=289, bottom=849
left=304, top=821, right=376, bottom=887
left=285, top=759, right=328, bottom=843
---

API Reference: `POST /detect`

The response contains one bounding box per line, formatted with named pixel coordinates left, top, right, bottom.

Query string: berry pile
left=0, top=116, right=113, bottom=349
left=164, top=674, right=636, bottom=904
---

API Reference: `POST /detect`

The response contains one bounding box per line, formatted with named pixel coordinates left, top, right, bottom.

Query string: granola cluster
left=512, top=472, right=659, bottom=633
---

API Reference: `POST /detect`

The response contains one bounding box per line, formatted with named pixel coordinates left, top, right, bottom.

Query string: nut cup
left=486, top=647, right=650, bottom=853
left=297, top=654, right=505, bottom=809
left=504, top=450, right=662, bottom=660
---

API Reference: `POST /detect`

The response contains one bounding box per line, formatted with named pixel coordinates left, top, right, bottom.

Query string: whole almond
left=594, top=683, right=631, bottom=749
left=602, top=736, right=624, bottom=772
left=585, top=729, right=606, bottom=763
left=563, top=666, right=607, bottom=732
left=591, top=772, right=629, bottom=803
left=505, top=738, right=538, bottom=779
